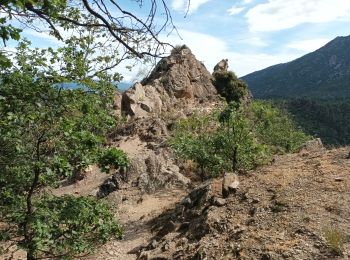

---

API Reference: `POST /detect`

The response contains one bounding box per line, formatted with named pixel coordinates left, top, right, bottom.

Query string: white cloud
left=171, top=0, right=211, bottom=14
left=242, top=0, right=254, bottom=4
left=287, top=38, right=330, bottom=52
left=23, top=30, right=62, bottom=44
left=227, top=6, right=245, bottom=16
left=246, top=0, right=350, bottom=32
left=239, top=36, right=269, bottom=47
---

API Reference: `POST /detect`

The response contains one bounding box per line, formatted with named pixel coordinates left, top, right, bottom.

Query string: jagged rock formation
left=121, top=45, right=218, bottom=119
left=105, top=47, right=226, bottom=194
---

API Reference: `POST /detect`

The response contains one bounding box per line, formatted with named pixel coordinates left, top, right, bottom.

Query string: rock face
left=105, top=46, right=223, bottom=196
left=213, top=59, right=229, bottom=73
left=121, top=45, right=217, bottom=118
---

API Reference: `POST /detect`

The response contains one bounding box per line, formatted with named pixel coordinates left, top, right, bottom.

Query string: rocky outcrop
left=213, top=59, right=229, bottom=73
left=121, top=83, right=163, bottom=117
left=300, top=138, right=324, bottom=152
left=121, top=45, right=218, bottom=119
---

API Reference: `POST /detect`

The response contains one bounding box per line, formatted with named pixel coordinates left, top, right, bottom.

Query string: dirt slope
left=128, top=146, right=350, bottom=260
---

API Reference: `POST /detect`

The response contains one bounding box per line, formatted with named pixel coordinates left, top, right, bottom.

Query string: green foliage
left=212, top=71, right=249, bottom=104
left=22, top=196, right=122, bottom=259
left=0, top=41, right=123, bottom=258
left=170, top=113, right=226, bottom=178
left=170, top=104, right=270, bottom=178
left=323, top=227, right=345, bottom=255
left=170, top=100, right=310, bottom=179
left=249, top=101, right=311, bottom=153
left=275, top=98, right=350, bottom=146
left=215, top=104, right=271, bottom=171
left=98, top=147, right=130, bottom=173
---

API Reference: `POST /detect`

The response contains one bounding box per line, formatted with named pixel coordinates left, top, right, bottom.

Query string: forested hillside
left=273, top=99, right=350, bottom=146
left=242, top=35, right=350, bottom=99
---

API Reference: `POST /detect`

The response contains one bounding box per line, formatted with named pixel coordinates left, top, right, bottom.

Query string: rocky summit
left=121, top=45, right=218, bottom=119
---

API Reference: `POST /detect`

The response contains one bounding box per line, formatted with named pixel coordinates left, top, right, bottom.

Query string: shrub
left=170, top=100, right=310, bottom=179
left=212, top=71, right=249, bottom=104
left=170, top=106, right=271, bottom=178
left=97, top=147, right=130, bottom=173
left=323, top=227, right=345, bottom=255
left=25, top=196, right=122, bottom=258
left=249, top=101, right=311, bottom=153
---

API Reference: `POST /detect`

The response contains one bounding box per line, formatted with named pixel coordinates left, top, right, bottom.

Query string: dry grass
left=323, top=226, right=345, bottom=255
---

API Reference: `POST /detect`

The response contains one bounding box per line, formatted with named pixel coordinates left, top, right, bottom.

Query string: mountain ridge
left=241, top=35, right=350, bottom=99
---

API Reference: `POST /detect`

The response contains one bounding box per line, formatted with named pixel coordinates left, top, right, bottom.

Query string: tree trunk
left=232, top=146, right=238, bottom=172
left=23, top=136, right=43, bottom=260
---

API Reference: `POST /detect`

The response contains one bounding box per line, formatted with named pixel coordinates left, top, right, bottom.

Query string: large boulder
left=121, top=83, right=163, bottom=118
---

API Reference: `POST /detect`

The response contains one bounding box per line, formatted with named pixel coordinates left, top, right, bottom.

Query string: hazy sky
left=15, top=0, right=350, bottom=81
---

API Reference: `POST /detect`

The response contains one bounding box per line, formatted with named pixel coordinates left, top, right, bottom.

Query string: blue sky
left=9, top=0, right=350, bottom=81
left=158, top=0, right=350, bottom=77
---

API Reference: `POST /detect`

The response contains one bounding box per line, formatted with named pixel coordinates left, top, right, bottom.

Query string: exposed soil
left=133, top=146, right=350, bottom=260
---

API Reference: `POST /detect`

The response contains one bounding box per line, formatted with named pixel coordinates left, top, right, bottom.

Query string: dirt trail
left=86, top=188, right=187, bottom=260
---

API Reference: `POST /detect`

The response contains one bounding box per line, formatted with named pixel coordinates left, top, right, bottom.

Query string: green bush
left=169, top=113, right=223, bottom=179
left=323, top=227, right=345, bottom=255
left=170, top=100, right=310, bottom=179
left=170, top=106, right=271, bottom=178
left=26, top=195, right=122, bottom=259
left=249, top=101, right=311, bottom=153
left=212, top=71, right=249, bottom=104
left=98, top=147, right=130, bottom=173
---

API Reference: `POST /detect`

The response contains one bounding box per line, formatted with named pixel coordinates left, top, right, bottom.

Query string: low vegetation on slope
left=170, top=70, right=311, bottom=180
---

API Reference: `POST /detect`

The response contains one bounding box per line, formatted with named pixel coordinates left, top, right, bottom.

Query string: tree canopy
left=0, top=0, right=181, bottom=73
left=0, top=1, right=182, bottom=258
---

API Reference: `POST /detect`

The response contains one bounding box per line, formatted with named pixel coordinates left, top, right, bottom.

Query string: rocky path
left=86, top=188, right=187, bottom=260
left=133, top=145, right=350, bottom=259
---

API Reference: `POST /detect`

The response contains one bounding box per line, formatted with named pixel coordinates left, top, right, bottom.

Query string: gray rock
left=300, top=138, right=324, bottom=152
left=334, top=176, right=345, bottom=182
left=150, top=239, right=158, bottom=249
left=121, top=45, right=218, bottom=119
left=181, top=197, right=192, bottom=207
left=97, top=173, right=123, bottom=198
left=213, top=59, right=229, bottom=73
left=222, top=172, right=239, bottom=198
left=213, top=197, right=227, bottom=207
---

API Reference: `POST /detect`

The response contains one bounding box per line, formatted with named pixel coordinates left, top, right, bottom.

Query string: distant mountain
left=56, top=81, right=132, bottom=91
left=241, top=35, right=350, bottom=99
left=117, top=82, right=132, bottom=91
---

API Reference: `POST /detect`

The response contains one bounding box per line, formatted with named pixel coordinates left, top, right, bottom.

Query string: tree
left=0, top=39, right=126, bottom=259
left=170, top=105, right=270, bottom=178
left=0, top=2, right=186, bottom=258
left=0, top=0, right=178, bottom=65
left=249, top=101, right=311, bottom=153
left=215, top=103, right=270, bottom=172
